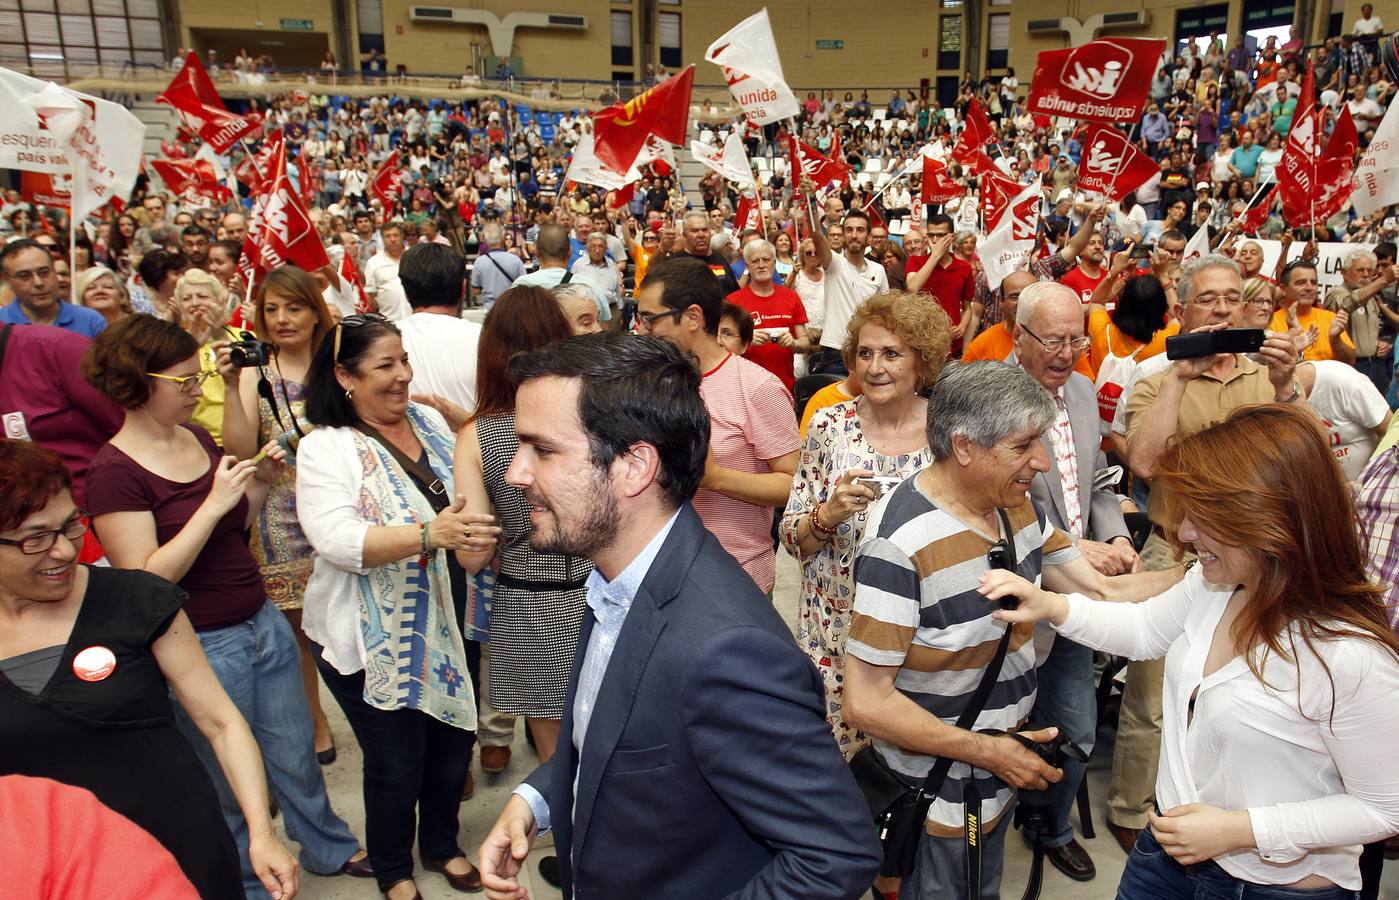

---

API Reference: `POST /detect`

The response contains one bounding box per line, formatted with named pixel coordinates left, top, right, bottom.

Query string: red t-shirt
left=907, top=255, right=976, bottom=325
left=728, top=284, right=808, bottom=391
left=1059, top=264, right=1107, bottom=303
left=87, top=426, right=266, bottom=631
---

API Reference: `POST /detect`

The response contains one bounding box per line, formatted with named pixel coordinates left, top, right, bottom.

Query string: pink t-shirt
left=692, top=354, right=799, bottom=592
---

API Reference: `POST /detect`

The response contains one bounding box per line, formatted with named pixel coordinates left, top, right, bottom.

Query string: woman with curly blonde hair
left=779, top=290, right=952, bottom=757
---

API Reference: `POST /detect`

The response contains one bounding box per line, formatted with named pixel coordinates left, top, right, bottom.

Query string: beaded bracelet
left=810, top=501, right=838, bottom=537
left=420, top=522, right=433, bottom=556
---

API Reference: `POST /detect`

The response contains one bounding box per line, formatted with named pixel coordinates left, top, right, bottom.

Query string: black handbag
left=848, top=508, right=1018, bottom=878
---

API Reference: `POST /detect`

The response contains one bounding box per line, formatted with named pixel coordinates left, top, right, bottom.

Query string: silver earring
left=345, top=389, right=353, bottom=402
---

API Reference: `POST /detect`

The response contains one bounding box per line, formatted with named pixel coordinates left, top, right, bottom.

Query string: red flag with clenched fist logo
left=1076, top=124, right=1159, bottom=200
left=593, top=65, right=695, bottom=174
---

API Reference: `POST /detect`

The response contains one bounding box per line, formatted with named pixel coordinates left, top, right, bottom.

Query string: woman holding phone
left=979, top=403, right=1399, bottom=899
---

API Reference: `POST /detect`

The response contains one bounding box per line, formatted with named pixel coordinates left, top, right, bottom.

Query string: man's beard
left=527, top=469, right=620, bottom=559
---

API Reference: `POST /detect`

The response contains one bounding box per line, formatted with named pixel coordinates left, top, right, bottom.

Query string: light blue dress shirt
left=513, top=509, right=680, bottom=834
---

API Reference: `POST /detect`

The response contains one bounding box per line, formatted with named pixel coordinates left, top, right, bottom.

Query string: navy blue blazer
left=524, top=504, right=880, bottom=899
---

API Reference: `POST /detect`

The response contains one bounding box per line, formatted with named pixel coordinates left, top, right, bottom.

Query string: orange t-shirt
left=962, top=324, right=1094, bottom=377
left=1086, top=309, right=1180, bottom=378
left=1269, top=307, right=1355, bottom=362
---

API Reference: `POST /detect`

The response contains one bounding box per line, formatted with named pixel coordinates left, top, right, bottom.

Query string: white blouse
left=1059, top=567, right=1399, bottom=889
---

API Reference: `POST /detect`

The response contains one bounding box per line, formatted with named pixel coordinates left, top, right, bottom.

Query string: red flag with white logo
left=1279, top=61, right=1322, bottom=228
left=234, top=130, right=283, bottom=193
left=921, top=156, right=966, bottom=204
left=1026, top=38, right=1166, bottom=123
left=149, top=158, right=232, bottom=203
left=156, top=52, right=261, bottom=153
left=1237, top=186, right=1275, bottom=234
left=734, top=194, right=762, bottom=233
left=339, top=248, right=373, bottom=314
left=593, top=64, right=695, bottom=174
left=244, top=140, right=330, bottom=278
left=1076, top=123, right=1159, bottom=200
left=951, top=96, right=996, bottom=163
left=785, top=134, right=851, bottom=192
left=372, top=155, right=405, bottom=215
left=977, top=156, right=1027, bottom=230
left=1308, top=105, right=1360, bottom=225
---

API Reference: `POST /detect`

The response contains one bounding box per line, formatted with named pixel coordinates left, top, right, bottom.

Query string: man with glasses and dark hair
left=1108, top=254, right=1301, bottom=853
left=844, top=361, right=1183, bottom=900
left=635, top=255, right=799, bottom=594
left=1272, top=258, right=1355, bottom=364
left=0, top=239, right=106, bottom=336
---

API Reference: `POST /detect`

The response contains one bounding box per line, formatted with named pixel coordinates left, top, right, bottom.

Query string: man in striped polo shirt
left=844, top=362, right=1182, bottom=900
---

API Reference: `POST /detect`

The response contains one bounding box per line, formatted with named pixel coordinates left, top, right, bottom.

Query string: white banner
left=690, top=131, right=756, bottom=188
left=1352, top=101, right=1399, bottom=217
left=705, top=9, right=800, bottom=125
left=0, top=67, right=144, bottom=221
left=565, top=132, right=643, bottom=191
left=1253, top=239, right=1376, bottom=289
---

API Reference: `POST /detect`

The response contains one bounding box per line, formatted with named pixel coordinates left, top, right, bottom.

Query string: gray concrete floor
left=292, top=550, right=1399, bottom=900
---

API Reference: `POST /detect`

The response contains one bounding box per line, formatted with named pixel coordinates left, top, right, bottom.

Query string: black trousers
left=313, top=640, right=481, bottom=891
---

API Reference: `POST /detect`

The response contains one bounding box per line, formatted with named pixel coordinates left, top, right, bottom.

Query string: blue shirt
left=1233, top=144, right=1264, bottom=178
left=514, top=509, right=681, bottom=833
left=0, top=300, right=106, bottom=337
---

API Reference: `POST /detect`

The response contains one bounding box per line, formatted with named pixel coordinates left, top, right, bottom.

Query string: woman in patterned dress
left=217, top=266, right=339, bottom=760
left=779, top=291, right=951, bottom=758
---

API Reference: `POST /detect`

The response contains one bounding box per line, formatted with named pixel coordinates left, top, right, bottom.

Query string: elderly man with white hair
left=1325, top=247, right=1399, bottom=395
left=1011, top=281, right=1136, bottom=882
left=568, top=232, right=619, bottom=311
left=727, top=238, right=811, bottom=391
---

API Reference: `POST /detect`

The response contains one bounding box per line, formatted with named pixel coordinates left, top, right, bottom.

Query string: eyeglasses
left=333, top=312, right=388, bottom=361
left=1186, top=291, right=1244, bottom=308
left=147, top=370, right=214, bottom=393
left=1020, top=323, right=1091, bottom=354
left=634, top=307, right=684, bottom=331
left=0, top=513, right=89, bottom=555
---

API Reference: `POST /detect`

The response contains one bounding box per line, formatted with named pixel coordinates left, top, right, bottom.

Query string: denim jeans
left=1354, top=355, right=1393, bottom=403
left=1118, top=828, right=1358, bottom=900
left=314, top=640, right=480, bottom=891
left=1026, top=635, right=1097, bottom=848
left=173, top=600, right=359, bottom=897
left=902, top=809, right=1010, bottom=900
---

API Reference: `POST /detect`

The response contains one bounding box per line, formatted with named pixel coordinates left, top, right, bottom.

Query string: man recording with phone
left=1107, top=254, right=1301, bottom=853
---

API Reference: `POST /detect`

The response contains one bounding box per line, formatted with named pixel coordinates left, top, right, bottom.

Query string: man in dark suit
left=1011, top=281, right=1137, bottom=883
left=478, top=332, right=880, bottom=900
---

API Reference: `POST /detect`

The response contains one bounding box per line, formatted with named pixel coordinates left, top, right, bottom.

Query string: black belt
left=495, top=572, right=588, bottom=593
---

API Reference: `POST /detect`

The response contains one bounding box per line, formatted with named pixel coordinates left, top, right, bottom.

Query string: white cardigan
left=1059, top=567, right=1399, bottom=889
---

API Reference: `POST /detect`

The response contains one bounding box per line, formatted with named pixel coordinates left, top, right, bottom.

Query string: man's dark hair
left=399, top=242, right=465, bottom=310
left=0, top=238, right=50, bottom=274
left=842, top=208, right=871, bottom=228
left=1282, top=257, right=1319, bottom=284
left=181, top=225, right=210, bottom=240
left=1376, top=241, right=1396, bottom=264
left=535, top=223, right=570, bottom=263
left=644, top=255, right=722, bottom=335
left=353, top=210, right=374, bottom=224
left=1160, top=229, right=1187, bottom=245
left=305, top=317, right=403, bottom=427
left=927, top=213, right=955, bottom=232
left=508, top=333, right=709, bottom=509
left=136, top=249, right=189, bottom=289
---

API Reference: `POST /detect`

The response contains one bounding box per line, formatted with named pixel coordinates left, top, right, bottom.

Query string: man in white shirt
left=1354, top=3, right=1385, bottom=35
left=363, top=220, right=410, bottom=321
left=811, top=206, right=889, bottom=375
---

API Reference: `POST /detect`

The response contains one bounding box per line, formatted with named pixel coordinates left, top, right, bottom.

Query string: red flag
left=734, top=194, right=762, bottom=233
left=1025, top=38, right=1166, bottom=123
left=1238, top=186, right=1276, bottom=234
left=1076, top=124, right=1159, bottom=200
left=593, top=64, right=695, bottom=174
left=921, top=156, right=966, bottom=204
left=371, top=156, right=404, bottom=215
left=295, top=153, right=317, bottom=207
left=245, top=140, right=330, bottom=277
left=1279, top=61, right=1325, bottom=227
left=156, top=52, right=260, bottom=153
left=149, top=158, right=232, bottom=203
left=866, top=203, right=886, bottom=232
left=978, top=158, right=1026, bottom=230
left=785, top=134, right=851, bottom=191
left=339, top=249, right=373, bottom=314
left=234, top=130, right=283, bottom=193
left=951, top=96, right=995, bottom=163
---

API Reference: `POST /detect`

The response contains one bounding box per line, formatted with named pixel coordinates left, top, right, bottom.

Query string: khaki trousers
left=477, top=643, right=518, bottom=748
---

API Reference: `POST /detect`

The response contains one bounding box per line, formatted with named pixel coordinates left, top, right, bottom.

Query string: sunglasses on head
left=332, top=312, right=388, bottom=361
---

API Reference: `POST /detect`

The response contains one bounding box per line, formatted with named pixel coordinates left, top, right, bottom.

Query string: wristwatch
left=1279, top=379, right=1303, bottom=403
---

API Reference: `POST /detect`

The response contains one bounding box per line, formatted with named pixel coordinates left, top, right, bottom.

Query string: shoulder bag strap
left=558, top=268, right=574, bottom=285
left=484, top=250, right=515, bottom=281
left=353, top=421, right=450, bottom=513
left=914, top=507, right=1019, bottom=797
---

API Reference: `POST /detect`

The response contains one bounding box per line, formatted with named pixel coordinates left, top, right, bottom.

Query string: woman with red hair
left=981, top=403, right=1399, bottom=898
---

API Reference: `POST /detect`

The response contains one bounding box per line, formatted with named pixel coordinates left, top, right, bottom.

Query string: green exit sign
left=816, top=39, right=844, bottom=50
left=280, top=18, right=314, bottom=30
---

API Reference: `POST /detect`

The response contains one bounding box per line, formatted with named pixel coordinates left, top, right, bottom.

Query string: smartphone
left=1130, top=242, right=1154, bottom=259
left=1165, top=328, right=1266, bottom=360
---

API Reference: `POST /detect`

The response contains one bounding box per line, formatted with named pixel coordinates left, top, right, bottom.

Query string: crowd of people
left=5, top=14, right=1399, bottom=900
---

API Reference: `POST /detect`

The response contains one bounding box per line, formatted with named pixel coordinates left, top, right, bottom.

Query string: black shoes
left=1044, top=838, right=1097, bottom=882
